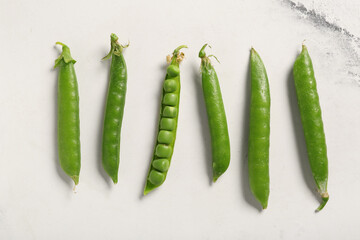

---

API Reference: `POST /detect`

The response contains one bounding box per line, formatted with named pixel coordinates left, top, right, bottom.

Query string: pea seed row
left=144, top=46, right=187, bottom=195
left=54, top=40, right=329, bottom=211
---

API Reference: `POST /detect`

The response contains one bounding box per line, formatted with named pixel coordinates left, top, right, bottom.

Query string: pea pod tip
left=316, top=192, right=329, bottom=212
left=143, top=188, right=151, bottom=196
left=111, top=177, right=118, bottom=185
left=301, top=44, right=309, bottom=54
left=71, top=175, right=79, bottom=186
left=212, top=172, right=223, bottom=183
left=261, top=203, right=268, bottom=210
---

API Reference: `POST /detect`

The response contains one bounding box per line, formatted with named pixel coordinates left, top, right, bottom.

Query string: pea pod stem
left=199, top=44, right=220, bottom=64
left=102, top=33, right=129, bottom=60
left=54, top=42, right=76, bottom=67
left=199, top=44, right=209, bottom=58
left=173, top=45, right=187, bottom=55
left=166, top=45, right=187, bottom=65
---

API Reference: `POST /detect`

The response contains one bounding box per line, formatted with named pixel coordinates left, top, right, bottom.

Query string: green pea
left=157, top=130, right=174, bottom=144
left=293, top=44, right=329, bottom=212
left=163, top=93, right=178, bottom=106
left=155, top=144, right=172, bottom=158
left=54, top=42, right=81, bottom=186
left=152, top=159, right=170, bottom=172
left=167, top=65, right=180, bottom=77
left=162, top=106, right=177, bottom=118
left=198, top=44, right=230, bottom=183
left=101, top=33, right=129, bottom=184
left=248, top=48, right=270, bottom=210
left=160, top=118, right=176, bottom=131
left=144, top=45, right=187, bottom=195
left=163, top=79, right=178, bottom=92
left=148, top=170, right=166, bottom=186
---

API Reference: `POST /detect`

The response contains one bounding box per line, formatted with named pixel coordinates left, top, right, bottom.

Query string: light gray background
left=1, top=0, right=360, bottom=239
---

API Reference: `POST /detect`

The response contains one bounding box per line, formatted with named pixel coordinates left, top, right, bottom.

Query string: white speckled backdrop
left=0, top=0, right=359, bottom=239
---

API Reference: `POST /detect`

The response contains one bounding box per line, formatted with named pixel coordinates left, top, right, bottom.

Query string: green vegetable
left=293, top=44, right=329, bottom=211
left=101, top=33, right=129, bottom=184
left=144, top=45, right=187, bottom=195
left=248, top=48, right=270, bottom=209
left=54, top=42, right=81, bottom=185
left=198, top=44, right=230, bottom=182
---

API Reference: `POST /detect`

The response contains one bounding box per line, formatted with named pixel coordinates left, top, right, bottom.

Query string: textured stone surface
left=0, top=0, right=359, bottom=239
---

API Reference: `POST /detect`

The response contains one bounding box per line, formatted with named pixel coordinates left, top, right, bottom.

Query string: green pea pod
left=248, top=48, right=270, bottom=209
left=144, top=45, right=187, bottom=195
left=198, top=44, right=230, bottom=182
left=102, top=33, right=128, bottom=184
left=293, top=45, right=329, bottom=212
left=54, top=42, right=81, bottom=185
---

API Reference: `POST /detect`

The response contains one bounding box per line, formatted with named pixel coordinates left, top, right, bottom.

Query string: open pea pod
left=143, top=45, right=187, bottom=195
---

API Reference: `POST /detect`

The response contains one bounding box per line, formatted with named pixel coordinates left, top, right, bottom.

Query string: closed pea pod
left=198, top=44, right=230, bottom=182
left=54, top=42, right=81, bottom=185
left=293, top=45, right=329, bottom=211
left=102, top=33, right=129, bottom=184
left=144, top=45, right=187, bottom=195
left=248, top=48, right=270, bottom=209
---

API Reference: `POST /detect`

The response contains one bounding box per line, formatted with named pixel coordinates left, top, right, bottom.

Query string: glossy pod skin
left=144, top=45, right=187, bottom=195
left=102, top=34, right=128, bottom=184
left=54, top=42, right=81, bottom=185
left=248, top=48, right=270, bottom=209
left=293, top=45, right=329, bottom=211
left=198, top=44, right=230, bottom=182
